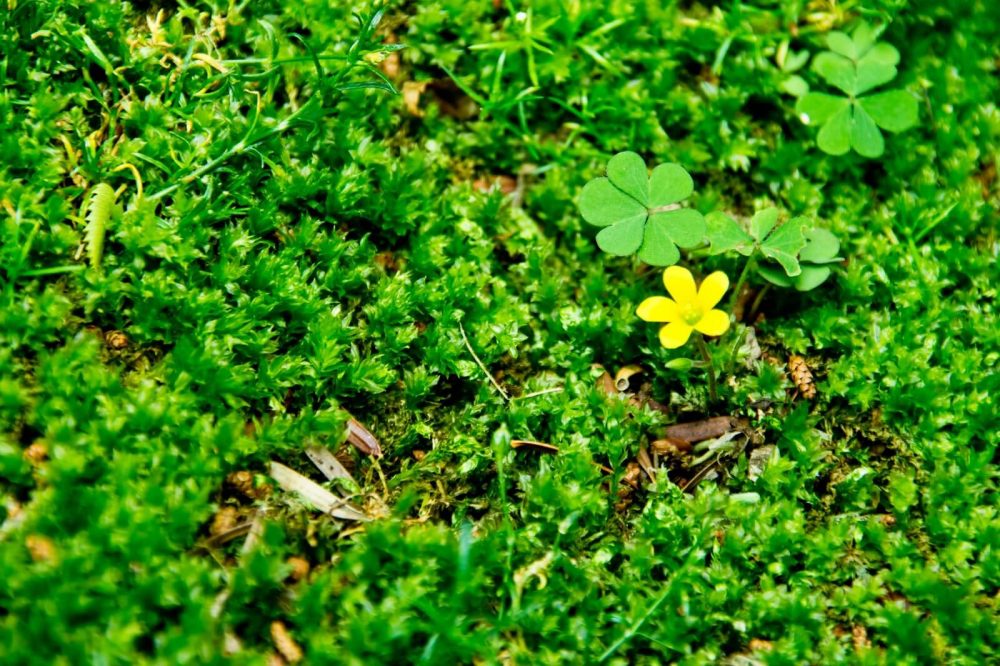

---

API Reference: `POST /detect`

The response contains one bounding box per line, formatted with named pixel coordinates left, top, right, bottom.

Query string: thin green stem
left=724, top=259, right=766, bottom=376
left=598, top=571, right=680, bottom=663
left=147, top=41, right=373, bottom=203
left=728, top=252, right=757, bottom=314
left=695, top=335, right=718, bottom=406
left=491, top=426, right=516, bottom=621
left=147, top=98, right=319, bottom=202
left=748, top=283, right=771, bottom=321
left=219, top=55, right=349, bottom=66
left=724, top=326, right=744, bottom=377
left=20, top=265, right=86, bottom=277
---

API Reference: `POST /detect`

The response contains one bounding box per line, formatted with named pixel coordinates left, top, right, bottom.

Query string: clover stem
left=729, top=253, right=757, bottom=315
left=695, top=335, right=718, bottom=406
left=748, top=283, right=771, bottom=321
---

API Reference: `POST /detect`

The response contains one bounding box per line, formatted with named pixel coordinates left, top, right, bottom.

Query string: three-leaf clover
left=707, top=207, right=807, bottom=276
left=795, top=22, right=918, bottom=158
left=758, top=227, right=842, bottom=291
left=579, top=152, right=705, bottom=266
left=706, top=207, right=840, bottom=292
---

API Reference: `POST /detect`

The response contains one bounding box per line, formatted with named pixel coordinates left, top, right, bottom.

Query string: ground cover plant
left=1, top=1, right=997, bottom=664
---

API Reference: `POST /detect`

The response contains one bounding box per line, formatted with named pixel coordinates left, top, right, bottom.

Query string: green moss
left=1, top=0, right=997, bottom=663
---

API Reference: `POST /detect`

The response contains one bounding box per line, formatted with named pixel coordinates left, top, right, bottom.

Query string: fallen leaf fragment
left=650, top=437, right=692, bottom=456
left=347, top=417, right=382, bottom=457
left=270, top=621, right=303, bottom=664
left=595, top=366, right=616, bottom=396
left=594, top=364, right=669, bottom=413
left=241, top=510, right=266, bottom=555
left=620, top=462, right=641, bottom=489
left=636, top=446, right=656, bottom=481
left=852, top=625, right=871, bottom=651
left=268, top=461, right=368, bottom=522
left=286, top=556, right=310, bottom=582
left=402, top=80, right=429, bottom=116
left=629, top=386, right=670, bottom=415
left=26, top=534, right=57, bottom=563
left=473, top=174, right=517, bottom=194
left=373, top=251, right=399, bottom=272
left=305, top=446, right=357, bottom=489
left=23, top=440, right=47, bottom=465
left=747, top=445, right=776, bottom=480
left=223, top=631, right=242, bottom=655
left=379, top=33, right=400, bottom=79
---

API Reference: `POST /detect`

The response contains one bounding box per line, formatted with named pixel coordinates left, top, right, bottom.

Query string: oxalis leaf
left=795, top=21, right=917, bottom=158
left=759, top=227, right=842, bottom=291
left=579, top=152, right=705, bottom=265
left=708, top=207, right=840, bottom=292
left=745, top=207, right=807, bottom=276
left=706, top=211, right=753, bottom=256
left=799, top=228, right=841, bottom=264
left=760, top=216, right=807, bottom=277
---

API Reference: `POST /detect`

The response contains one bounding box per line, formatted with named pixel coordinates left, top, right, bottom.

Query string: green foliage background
left=1, top=0, right=997, bottom=663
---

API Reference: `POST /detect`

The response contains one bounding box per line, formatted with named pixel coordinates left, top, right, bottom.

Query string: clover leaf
left=579, top=152, right=706, bottom=266
left=755, top=210, right=807, bottom=277
left=706, top=211, right=753, bottom=257
left=759, top=228, right=842, bottom=291
left=707, top=207, right=839, bottom=292
left=795, top=22, right=918, bottom=158
left=777, top=47, right=811, bottom=98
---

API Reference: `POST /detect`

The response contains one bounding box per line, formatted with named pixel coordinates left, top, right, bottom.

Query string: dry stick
left=511, top=440, right=560, bottom=453
left=458, top=321, right=510, bottom=401
left=512, top=387, right=563, bottom=400
left=680, top=454, right=724, bottom=492
left=201, top=521, right=254, bottom=549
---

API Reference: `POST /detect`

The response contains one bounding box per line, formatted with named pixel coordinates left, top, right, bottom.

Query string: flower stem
left=695, top=335, right=718, bottom=406
left=728, top=253, right=757, bottom=315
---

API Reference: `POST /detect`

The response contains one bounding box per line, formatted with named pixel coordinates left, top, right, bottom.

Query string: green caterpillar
left=85, top=183, right=115, bottom=270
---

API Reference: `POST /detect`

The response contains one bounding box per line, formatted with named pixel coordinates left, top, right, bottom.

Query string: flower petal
left=659, top=322, right=694, bottom=349
left=697, top=271, right=730, bottom=310
left=636, top=296, right=680, bottom=323
left=663, top=266, right=697, bottom=305
left=694, top=309, right=730, bottom=337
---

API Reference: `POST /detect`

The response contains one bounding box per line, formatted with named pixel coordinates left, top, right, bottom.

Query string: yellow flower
left=637, top=266, right=731, bottom=349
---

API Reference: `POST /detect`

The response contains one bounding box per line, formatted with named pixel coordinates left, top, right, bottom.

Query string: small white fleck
left=799, top=113, right=811, bottom=125
left=515, top=11, right=527, bottom=21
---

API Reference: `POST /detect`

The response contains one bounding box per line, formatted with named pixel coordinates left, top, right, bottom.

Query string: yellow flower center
left=680, top=302, right=703, bottom=326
